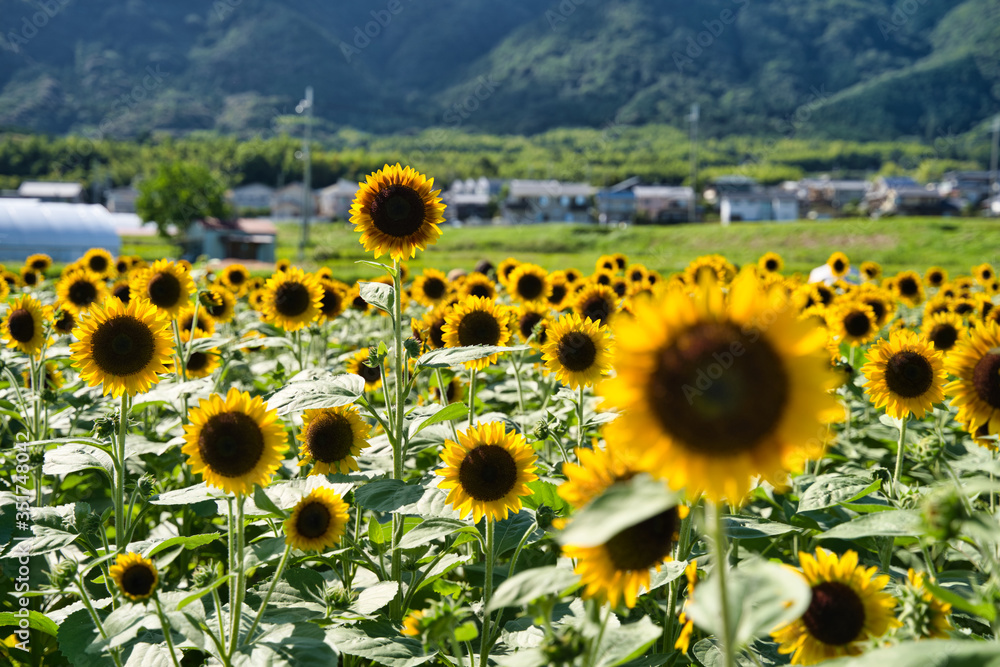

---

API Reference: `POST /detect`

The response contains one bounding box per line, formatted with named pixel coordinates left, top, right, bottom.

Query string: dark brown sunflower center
left=548, top=284, right=567, bottom=305
left=897, top=277, right=918, bottom=296
left=205, top=293, right=226, bottom=317
left=954, top=302, right=974, bottom=316
left=274, top=282, right=311, bottom=317
left=832, top=259, right=845, bottom=273
left=116, top=260, right=130, bottom=274
left=802, top=581, right=865, bottom=646
left=320, top=287, right=343, bottom=316
left=458, top=444, right=518, bottom=501
left=927, top=324, right=958, bottom=351
left=422, top=277, right=446, bottom=300
left=183, top=315, right=211, bottom=333
left=68, top=280, right=98, bottom=307
left=54, top=311, right=75, bottom=334
left=519, top=312, right=544, bottom=341
left=815, top=287, right=834, bottom=306
left=295, top=501, right=331, bottom=539
left=370, top=184, right=426, bottom=238
left=89, top=315, right=157, bottom=377
left=22, top=272, right=38, bottom=286
left=187, top=351, right=209, bottom=372
left=557, top=331, right=597, bottom=372
left=112, top=283, right=131, bottom=302
left=928, top=271, right=942, bottom=285
left=843, top=311, right=872, bottom=338
left=612, top=281, right=628, bottom=297
left=457, top=310, right=501, bottom=347
left=605, top=507, right=679, bottom=571
left=121, top=564, right=156, bottom=598
left=516, top=274, right=544, bottom=300
left=579, top=295, right=612, bottom=326
left=863, top=299, right=886, bottom=323
left=31, top=258, right=48, bottom=271
left=764, top=259, right=778, bottom=272
left=972, top=352, right=1000, bottom=408
left=147, top=272, right=182, bottom=308
left=428, top=319, right=446, bottom=349
left=648, top=322, right=789, bottom=455
left=468, top=283, right=494, bottom=299
left=198, top=411, right=266, bottom=478
left=228, top=271, right=246, bottom=286
left=595, top=273, right=612, bottom=286
left=352, top=295, right=369, bottom=310
left=8, top=309, right=36, bottom=343
left=884, top=350, right=934, bottom=398
left=88, top=255, right=109, bottom=273
left=355, top=360, right=381, bottom=385
left=306, top=412, right=355, bottom=463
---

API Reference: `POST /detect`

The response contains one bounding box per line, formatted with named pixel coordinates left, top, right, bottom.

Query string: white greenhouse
left=0, top=199, right=122, bottom=263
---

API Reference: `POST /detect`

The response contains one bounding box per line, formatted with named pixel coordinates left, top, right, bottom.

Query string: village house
left=502, top=180, right=595, bottom=223
left=318, top=179, right=357, bottom=220
left=633, top=185, right=694, bottom=223
left=17, top=181, right=84, bottom=203
left=183, top=217, right=277, bottom=262
left=863, top=176, right=949, bottom=216
left=105, top=185, right=139, bottom=213
left=720, top=189, right=799, bottom=224
left=442, top=177, right=503, bottom=224
left=229, top=183, right=275, bottom=214
left=796, top=178, right=870, bottom=215
left=595, top=177, right=640, bottom=225
left=270, top=182, right=316, bottom=219
left=938, top=171, right=996, bottom=209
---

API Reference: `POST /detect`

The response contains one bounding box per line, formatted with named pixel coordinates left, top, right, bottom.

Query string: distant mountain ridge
left=0, top=0, right=997, bottom=140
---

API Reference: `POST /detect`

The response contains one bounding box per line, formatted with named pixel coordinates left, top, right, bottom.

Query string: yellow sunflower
left=891, top=271, right=925, bottom=307
left=3, top=295, right=49, bottom=356
left=178, top=306, right=216, bottom=337
left=350, top=163, right=446, bottom=261
left=22, top=361, right=65, bottom=391
left=758, top=252, right=784, bottom=274
left=973, top=263, right=995, bottom=285
left=201, top=286, right=236, bottom=323
left=497, top=257, right=520, bottom=286
left=412, top=268, right=451, bottom=307
left=275, top=258, right=291, bottom=273
left=572, top=282, right=618, bottom=327
left=52, top=308, right=77, bottom=336
left=131, top=260, right=196, bottom=318
left=860, top=261, right=882, bottom=282
left=862, top=330, right=946, bottom=420
left=430, top=374, right=466, bottom=405
left=347, top=349, right=383, bottom=391
left=261, top=267, right=322, bottom=332
left=600, top=270, right=842, bottom=502
left=771, top=549, right=899, bottom=666
left=182, top=387, right=288, bottom=495
left=401, top=610, right=425, bottom=637
left=297, top=405, right=370, bottom=475
left=685, top=254, right=736, bottom=285
left=115, top=255, right=133, bottom=276
left=57, top=269, right=107, bottom=315
left=316, top=279, right=347, bottom=323
left=110, top=279, right=132, bottom=304
left=546, top=274, right=572, bottom=311
left=921, top=311, right=965, bottom=353
left=856, top=285, right=896, bottom=329
left=506, top=263, right=550, bottom=303
left=70, top=297, right=174, bottom=397
left=595, top=255, right=617, bottom=274
left=19, top=267, right=41, bottom=288
left=220, top=263, right=251, bottom=296
left=899, top=569, right=952, bottom=640
left=82, top=248, right=115, bottom=277
left=514, top=302, right=552, bottom=346
left=826, top=252, right=850, bottom=278
left=174, top=331, right=220, bottom=380
left=924, top=267, right=947, bottom=289
left=626, top=264, right=650, bottom=284
left=0, top=277, right=9, bottom=303
left=945, top=321, right=1000, bottom=436
left=437, top=422, right=537, bottom=523
left=109, top=552, right=159, bottom=602
left=441, top=296, right=512, bottom=371
left=460, top=273, right=497, bottom=301
left=541, top=314, right=613, bottom=389
left=826, top=301, right=879, bottom=347
left=414, top=308, right=449, bottom=351
left=283, top=487, right=350, bottom=552
left=25, top=253, right=52, bottom=275
left=591, top=269, right=615, bottom=288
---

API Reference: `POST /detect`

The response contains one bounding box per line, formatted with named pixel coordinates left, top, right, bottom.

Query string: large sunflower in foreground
left=861, top=330, right=946, bottom=420
left=261, top=267, right=323, bottom=332
left=3, top=295, right=49, bottom=356
left=284, top=487, right=350, bottom=552
left=297, top=405, right=371, bottom=475
left=57, top=269, right=107, bottom=314
left=945, top=321, right=1000, bottom=436
left=600, top=271, right=842, bottom=502
left=350, top=163, right=446, bottom=261
left=131, top=260, right=196, bottom=318
left=771, top=549, right=899, bottom=665
left=441, top=296, right=512, bottom=371
left=437, top=422, right=537, bottom=523
left=182, top=387, right=288, bottom=495
left=541, top=314, right=613, bottom=389
left=109, top=552, right=159, bottom=602
left=70, top=297, right=174, bottom=397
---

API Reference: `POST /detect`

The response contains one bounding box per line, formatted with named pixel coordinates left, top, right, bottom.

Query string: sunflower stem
left=153, top=596, right=182, bottom=667
left=76, top=573, right=124, bottom=667
left=576, top=384, right=586, bottom=450
left=711, top=502, right=736, bottom=667
left=435, top=368, right=460, bottom=441
left=479, top=518, right=495, bottom=667
left=244, top=544, right=292, bottom=647
left=467, top=367, right=478, bottom=430
left=893, top=417, right=908, bottom=498
left=227, top=495, right=247, bottom=660
left=114, top=393, right=130, bottom=555
left=390, top=259, right=406, bottom=620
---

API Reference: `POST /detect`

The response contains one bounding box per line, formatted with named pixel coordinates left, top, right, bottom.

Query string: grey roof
left=633, top=185, right=693, bottom=199
left=18, top=181, right=83, bottom=198
left=509, top=180, right=595, bottom=198
left=0, top=200, right=121, bottom=262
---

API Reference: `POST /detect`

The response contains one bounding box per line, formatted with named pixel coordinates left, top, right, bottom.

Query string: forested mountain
left=0, top=0, right=997, bottom=140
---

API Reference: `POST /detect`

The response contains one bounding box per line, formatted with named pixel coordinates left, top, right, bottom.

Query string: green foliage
left=135, top=160, right=231, bottom=240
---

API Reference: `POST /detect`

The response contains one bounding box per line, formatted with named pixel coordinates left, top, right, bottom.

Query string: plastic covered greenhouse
left=0, top=199, right=121, bottom=263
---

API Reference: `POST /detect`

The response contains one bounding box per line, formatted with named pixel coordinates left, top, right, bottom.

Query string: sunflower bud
left=921, top=487, right=966, bottom=542
left=403, top=337, right=421, bottom=359
left=94, top=413, right=120, bottom=440
left=535, top=504, right=556, bottom=531
left=532, top=419, right=550, bottom=441
left=541, top=626, right=587, bottom=666
left=49, top=559, right=78, bottom=590
left=192, top=564, right=215, bottom=588
left=367, top=345, right=385, bottom=369
left=79, top=512, right=103, bottom=535
left=136, top=474, right=156, bottom=498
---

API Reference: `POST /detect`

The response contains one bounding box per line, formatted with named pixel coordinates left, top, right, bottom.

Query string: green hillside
left=0, top=0, right=997, bottom=140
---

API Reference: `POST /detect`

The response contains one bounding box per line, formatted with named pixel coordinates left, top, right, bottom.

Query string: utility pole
left=688, top=103, right=699, bottom=223
left=297, top=86, right=313, bottom=262
left=991, top=113, right=1000, bottom=199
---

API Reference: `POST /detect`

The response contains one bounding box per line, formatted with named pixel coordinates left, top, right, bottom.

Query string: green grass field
left=121, top=217, right=997, bottom=282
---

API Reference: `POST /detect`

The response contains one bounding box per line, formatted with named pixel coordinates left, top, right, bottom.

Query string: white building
left=318, top=179, right=358, bottom=220
left=17, top=181, right=84, bottom=202
left=229, top=183, right=275, bottom=213
left=0, top=199, right=121, bottom=262
left=633, top=185, right=693, bottom=223
left=720, top=190, right=799, bottom=225
left=105, top=186, right=139, bottom=213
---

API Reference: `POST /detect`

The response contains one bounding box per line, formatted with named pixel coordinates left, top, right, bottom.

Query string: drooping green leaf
left=593, top=615, right=662, bottom=667
left=558, top=475, right=679, bottom=547
left=417, top=345, right=531, bottom=369
left=407, top=403, right=468, bottom=437
left=487, top=565, right=579, bottom=611
left=43, top=444, right=114, bottom=480
left=797, top=474, right=882, bottom=513
left=265, top=372, right=365, bottom=416
left=354, top=479, right=426, bottom=513
left=819, top=509, right=924, bottom=540
left=352, top=581, right=400, bottom=615
left=398, top=518, right=471, bottom=549
left=0, top=610, right=59, bottom=636
left=358, top=281, right=395, bottom=314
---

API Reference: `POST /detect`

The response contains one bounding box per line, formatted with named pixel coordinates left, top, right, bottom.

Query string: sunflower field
left=2, top=164, right=1000, bottom=667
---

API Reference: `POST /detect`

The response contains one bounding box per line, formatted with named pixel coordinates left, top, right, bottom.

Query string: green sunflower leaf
left=557, top=474, right=680, bottom=547
left=797, top=474, right=882, bottom=513
left=417, top=345, right=532, bottom=369
left=358, top=281, right=394, bottom=314
left=265, top=371, right=365, bottom=415
left=819, top=509, right=924, bottom=540
left=486, top=565, right=579, bottom=611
